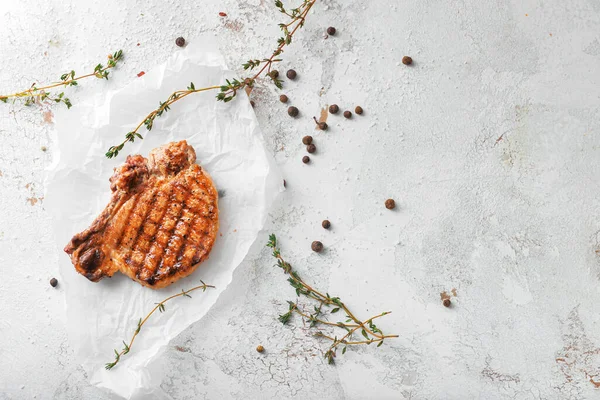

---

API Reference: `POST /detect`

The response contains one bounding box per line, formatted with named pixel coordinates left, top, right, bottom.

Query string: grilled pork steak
left=64, top=141, right=219, bottom=289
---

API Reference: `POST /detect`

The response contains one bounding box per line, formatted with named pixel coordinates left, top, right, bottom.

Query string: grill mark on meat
left=154, top=192, right=185, bottom=268
left=169, top=177, right=205, bottom=268
left=159, top=176, right=205, bottom=277
left=129, top=188, right=165, bottom=274
left=138, top=183, right=175, bottom=280
left=181, top=203, right=217, bottom=268
left=64, top=141, right=219, bottom=289
left=138, top=181, right=187, bottom=281
left=172, top=209, right=195, bottom=265
left=132, top=189, right=169, bottom=276
left=173, top=178, right=212, bottom=267
left=191, top=217, right=211, bottom=265
left=119, top=188, right=155, bottom=257
left=154, top=180, right=199, bottom=280
left=160, top=208, right=193, bottom=278
left=125, top=186, right=164, bottom=272
left=178, top=217, right=204, bottom=267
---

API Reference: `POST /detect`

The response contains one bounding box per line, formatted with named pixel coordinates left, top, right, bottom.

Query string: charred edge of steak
left=79, top=247, right=105, bottom=281
left=64, top=225, right=103, bottom=255
left=64, top=232, right=89, bottom=254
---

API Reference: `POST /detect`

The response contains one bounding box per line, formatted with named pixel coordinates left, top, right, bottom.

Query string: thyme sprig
left=105, top=83, right=221, bottom=158
left=267, top=234, right=398, bottom=364
left=0, top=50, right=123, bottom=109
left=106, top=0, right=316, bottom=159
left=217, top=0, right=315, bottom=100
left=105, top=281, right=214, bottom=370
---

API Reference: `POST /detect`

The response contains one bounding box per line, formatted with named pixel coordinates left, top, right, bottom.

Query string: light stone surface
left=1, top=0, right=600, bottom=399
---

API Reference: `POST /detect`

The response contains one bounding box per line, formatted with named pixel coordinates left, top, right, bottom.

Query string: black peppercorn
left=385, top=199, right=396, bottom=209
left=329, top=104, right=339, bottom=114
left=302, top=135, right=313, bottom=145
left=307, top=144, right=316, bottom=153
left=443, top=299, right=451, bottom=307
left=327, top=27, right=336, bottom=36
left=322, top=220, right=331, bottom=229
left=50, top=278, right=58, bottom=287
left=175, top=37, right=185, bottom=47
left=313, top=116, right=328, bottom=130
left=286, top=69, right=297, bottom=80
left=311, top=241, right=324, bottom=252
left=343, top=110, right=352, bottom=119
left=402, top=56, right=413, bottom=65
left=302, top=155, right=310, bottom=164
left=279, top=94, right=288, bottom=103
left=288, top=106, right=299, bottom=117
left=355, top=106, right=363, bottom=115
left=270, top=70, right=279, bottom=78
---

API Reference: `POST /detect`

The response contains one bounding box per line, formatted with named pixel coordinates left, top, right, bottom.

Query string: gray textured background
left=1, top=0, right=600, bottom=399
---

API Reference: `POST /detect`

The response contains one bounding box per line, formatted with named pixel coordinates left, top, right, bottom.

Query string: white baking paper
left=45, top=40, right=281, bottom=399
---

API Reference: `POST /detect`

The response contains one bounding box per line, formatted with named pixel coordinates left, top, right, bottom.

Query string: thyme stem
left=106, top=0, right=317, bottom=159
left=319, top=312, right=399, bottom=356
left=317, top=333, right=398, bottom=346
left=3, top=70, right=110, bottom=99
left=267, top=234, right=397, bottom=364
left=278, top=254, right=387, bottom=340
left=293, top=308, right=360, bottom=328
left=105, top=281, right=214, bottom=370
left=0, top=50, right=123, bottom=108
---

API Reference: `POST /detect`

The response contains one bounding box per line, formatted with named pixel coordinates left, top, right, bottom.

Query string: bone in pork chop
left=64, top=141, right=219, bottom=289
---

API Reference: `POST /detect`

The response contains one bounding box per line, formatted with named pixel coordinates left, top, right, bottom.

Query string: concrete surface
left=1, top=0, right=600, bottom=399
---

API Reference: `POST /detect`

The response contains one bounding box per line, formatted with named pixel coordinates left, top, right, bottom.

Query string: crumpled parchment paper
left=45, top=40, right=281, bottom=399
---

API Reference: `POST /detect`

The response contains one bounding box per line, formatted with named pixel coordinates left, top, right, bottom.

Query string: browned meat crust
left=64, top=141, right=219, bottom=289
